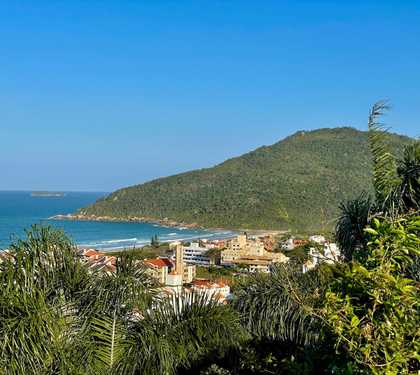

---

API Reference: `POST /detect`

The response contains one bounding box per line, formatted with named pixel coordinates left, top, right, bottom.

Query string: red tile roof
left=293, top=239, right=309, bottom=246
left=192, top=279, right=212, bottom=287
left=84, top=249, right=105, bottom=257
left=144, top=258, right=173, bottom=268
left=192, top=279, right=228, bottom=288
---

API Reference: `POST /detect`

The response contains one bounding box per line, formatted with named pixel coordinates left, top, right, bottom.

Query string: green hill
left=78, top=127, right=409, bottom=231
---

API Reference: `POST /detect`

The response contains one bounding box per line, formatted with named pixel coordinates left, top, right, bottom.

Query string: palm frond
left=122, top=291, right=244, bottom=375
left=233, top=262, right=327, bottom=346
left=0, top=285, right=65, bottom=374
left=367, top=101, right=400, bottom=212
left=335, top=193, right=374, bottom=261
left=396, top=141, right=420, bottom=212
left=83, top=255, right=157, bottom=318
left=89, top=312, right=131, bottom=374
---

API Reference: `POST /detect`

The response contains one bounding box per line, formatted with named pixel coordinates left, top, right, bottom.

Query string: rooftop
left=144, top=257, right=174, bottom=268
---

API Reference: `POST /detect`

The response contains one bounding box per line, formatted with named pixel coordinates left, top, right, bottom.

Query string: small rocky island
left=31, top=191, right=66, bottom=197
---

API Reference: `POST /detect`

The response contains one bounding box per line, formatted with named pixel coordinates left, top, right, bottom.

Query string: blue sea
left=0, top=191, right=233, bottom=250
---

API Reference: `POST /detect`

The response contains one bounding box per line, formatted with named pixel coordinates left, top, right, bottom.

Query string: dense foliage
left=1, top=104, right=418, bottom=374
left=79, top=127, right=409, bottom=231
left=335, top=102, right=420, bottom=261
left=324, top=215, right=420, bottom=374
left=0, top=226, right=244, bottom=375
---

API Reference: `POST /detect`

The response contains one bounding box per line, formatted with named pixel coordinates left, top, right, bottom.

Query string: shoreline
left=50, top=214, right=288, bottom=236
left=50, top=213, right=204, bottom=230
left=51, top=214, right=286, bottom=252
left=76, top=232, right=239, bottom=252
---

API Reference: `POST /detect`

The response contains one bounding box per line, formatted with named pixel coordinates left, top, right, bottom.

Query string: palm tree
left=0, top=226, right=244, bottom=375
left=232, top=261, right=328, bottom=346
left=368, top=100, right=420, bottom=215
left=0, top=225, right=91, bottom=374
left=335, top=193, right=374, bottom=261
left=335, top=101, right=420, bottom=260
left=395, top=142, right=420, bottom=212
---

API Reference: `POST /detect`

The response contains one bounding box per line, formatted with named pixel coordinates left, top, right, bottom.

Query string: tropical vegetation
left=0, top=226, right=243, bottom=374
left=0, top=102, right=418, bottom=374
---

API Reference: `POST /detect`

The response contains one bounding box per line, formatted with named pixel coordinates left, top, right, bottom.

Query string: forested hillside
left=78, top=127, right=409, bottom=231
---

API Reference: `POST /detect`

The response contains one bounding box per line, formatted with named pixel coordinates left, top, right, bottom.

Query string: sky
left=1, top=0, right=419, bottom=192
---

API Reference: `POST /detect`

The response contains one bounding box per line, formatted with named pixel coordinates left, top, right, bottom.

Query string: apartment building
left=221, top=233, right=288, bottom=272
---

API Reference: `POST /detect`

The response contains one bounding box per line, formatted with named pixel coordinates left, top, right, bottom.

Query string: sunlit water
left=0, top=191, right=233, bottom=250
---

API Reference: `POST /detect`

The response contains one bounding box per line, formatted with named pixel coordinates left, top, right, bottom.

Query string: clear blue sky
left=1, top=0, right=419, bottom=192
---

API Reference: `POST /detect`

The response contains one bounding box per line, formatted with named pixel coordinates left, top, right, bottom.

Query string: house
left=144, top=245, right=196, bottom=287
left=79, top=248, right=117, bottom=274
left=302, top=242, right=341, bottom=273
left=282, top=237, right=295, bottom=250
left=293, top=239, right=309, bottom=247
left=191, top=279, right=231, bottom=303
left=144, top=257, right=174, bottom=284
left=208, top=239, right=226, bottom=249
left=309, top=235, right=326, bottom=245
left=80, top=248, right=105, bottom=259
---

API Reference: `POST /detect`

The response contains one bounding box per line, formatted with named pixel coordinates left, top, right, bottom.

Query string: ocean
left=0, top=191, right=233, bottom=250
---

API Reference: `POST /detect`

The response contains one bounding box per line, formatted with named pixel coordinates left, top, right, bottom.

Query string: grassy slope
left=79, top=127, right=409, bottom=231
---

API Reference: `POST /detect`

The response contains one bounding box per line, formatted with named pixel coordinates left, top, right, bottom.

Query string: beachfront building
left=182, top=241, right=215, bottom=266
left=230, top=255, right=280, bottom=273
left=221, top=233, right=288, bottom=272
left=172, top=243, right=196, bottom=283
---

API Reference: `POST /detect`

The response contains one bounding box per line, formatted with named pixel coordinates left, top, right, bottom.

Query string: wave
left=79, top=238, right=150, bottom=249
left=76, top=229, right=236, bottom=251
left=79, top=237, right=140, bottom=247
left=103, top=238, right=138, bottom=244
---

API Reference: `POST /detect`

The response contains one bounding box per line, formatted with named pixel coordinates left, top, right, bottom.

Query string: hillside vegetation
left=79, top=127, right=409, bottom=231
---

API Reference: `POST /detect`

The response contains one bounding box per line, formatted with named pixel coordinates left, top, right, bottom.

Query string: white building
left=282, top=237, right=295, bottom=251
left=303, top=242, right=341, bottom=273
left=183, top=242, right=215, bottom=266
left=309, top=235, right=326, bottom=245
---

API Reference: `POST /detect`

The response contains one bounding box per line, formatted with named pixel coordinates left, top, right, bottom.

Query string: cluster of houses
left=76, top=232, right=341, bottom=303
left=143, top=243, right=231, bottom=303
left=78, top=248, right=117, bottom=273
left=0, top=229, right=341, bottom=306
left=167, top=233, right=286, bottom=273
left=78, top=242, right=231, bottom=303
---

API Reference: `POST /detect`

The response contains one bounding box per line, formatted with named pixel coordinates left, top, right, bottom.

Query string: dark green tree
left=151, top=234, right=160, bottom=248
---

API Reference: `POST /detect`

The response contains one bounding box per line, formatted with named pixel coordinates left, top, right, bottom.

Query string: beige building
left=144, top=245, right=196, bottom=287
left=143, top=258, right=173, bottom=284
left=221, top=234, right=288, bottom=272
